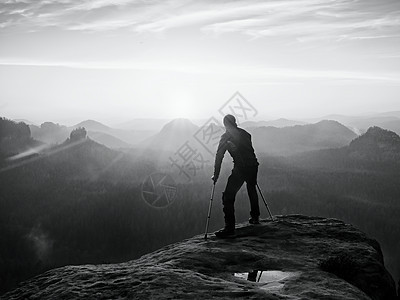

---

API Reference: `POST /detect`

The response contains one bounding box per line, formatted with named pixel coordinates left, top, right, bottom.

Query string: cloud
left=0, top=0, right=399, bottom=64
left=201, top=1, right=400, bottom=42
left=1, top=57, right=399, bottom=85
left=134, top=0, right=328, bottom=32
left=68, top=18, right=137, bottom=31
left=0, top=0, right=175, bottom=31
left=1, top=0, right=399, bottom=45
left=66, top=0, right=136, bottom=11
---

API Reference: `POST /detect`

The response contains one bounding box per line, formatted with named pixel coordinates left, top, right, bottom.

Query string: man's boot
left=249, top=216, right=260, bottom=225
left=215, top=225, right=235, bottom=238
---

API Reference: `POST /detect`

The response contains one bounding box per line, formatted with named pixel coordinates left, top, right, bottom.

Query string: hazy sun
left=167, top=91, right=197, bottom=119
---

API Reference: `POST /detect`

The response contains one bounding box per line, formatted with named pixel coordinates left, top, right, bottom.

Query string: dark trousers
left=222, top=165, right=259, bottom=229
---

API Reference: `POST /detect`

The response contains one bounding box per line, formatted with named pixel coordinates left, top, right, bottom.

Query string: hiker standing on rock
left=212, top=114, right=260, bottom=238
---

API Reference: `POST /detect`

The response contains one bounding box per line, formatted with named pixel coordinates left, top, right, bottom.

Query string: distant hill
left=29, top=120, right=153, bottom=147
left=242, top=118, right=307, bottom=128
left=290, top=126, right=400, bottom=169
left=71, top=121, right=132, bottom=148
left=347, top=116, right=400, bottom=134
left=348, top=126, right=400, bottom=162
left=2, top=126, right=148, bottom=185
left=142, top=118, right=200, bottom=153
left=87, top=131, right=131, bottom=149
left=116, top=118, right=171, bottom=131
left=249, top=120, right=357, bottom=156
left=13, top=119, right=38, bottom=126
left=43, top=138, right=121, bottom=180
left=2, top=132, right=132, bottom=182
left=72, top=120, right=154, bottom=146
left=309, top=113, right=400, bottom=135
left=30, top=122, right=70, bottom=144
left=373, top=110, right=400, bottom=119
left=141, top=119, right=358, bottom=158
left=72, top=120, right=111, bottom=132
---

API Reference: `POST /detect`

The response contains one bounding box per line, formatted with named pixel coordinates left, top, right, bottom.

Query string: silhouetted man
left=212, top=114, right=260, bottom=238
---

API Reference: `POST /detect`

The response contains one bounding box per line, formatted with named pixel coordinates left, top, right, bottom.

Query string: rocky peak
left=348, top=126, right=400, bottom=161
left=3, top=215, right=396, bottom=299
left=354, top=126, right=400, bottom=143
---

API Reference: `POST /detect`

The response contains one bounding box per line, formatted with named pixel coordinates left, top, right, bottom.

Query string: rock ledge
left=2, top=215, right=396, bottom=299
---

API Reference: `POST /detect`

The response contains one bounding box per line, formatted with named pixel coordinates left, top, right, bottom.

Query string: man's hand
left=211, top=175, right=218, bottom=184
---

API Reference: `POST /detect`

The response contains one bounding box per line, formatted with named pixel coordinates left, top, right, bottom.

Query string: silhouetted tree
left=69, top=127, right=87, bottom=142
left=0, top=118, right=30, bottom=141
left=0, top=118, right=33, bottom=158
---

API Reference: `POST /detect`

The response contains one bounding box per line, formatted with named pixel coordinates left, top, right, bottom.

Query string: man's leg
left=245, top=166, right=260, bottom=220
left=222, top=167, right=245, bottom=230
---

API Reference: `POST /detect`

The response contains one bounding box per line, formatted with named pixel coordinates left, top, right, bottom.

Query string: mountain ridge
left=287, top=126, right=400, bottom=170
left=249, top=120, right=357, bottom=155
left=72, top=120, right=111, bottom=132
left=242, top=118, right=307, bottom=128
left=348, top=126, right=400, bottom=162
left=141, top=118, right=200, bottom=153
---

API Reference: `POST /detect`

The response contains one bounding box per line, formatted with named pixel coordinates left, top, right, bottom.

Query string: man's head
left=223, top=114, right=237, bottom=129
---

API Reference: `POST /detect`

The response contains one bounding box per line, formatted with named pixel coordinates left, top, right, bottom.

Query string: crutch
left=204, top=181, right=216, bottom=240
left=256, top=183, right=274, bottom=221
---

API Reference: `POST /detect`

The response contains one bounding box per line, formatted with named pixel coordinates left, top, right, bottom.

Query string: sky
left=0, top=0, right=400, bottom=125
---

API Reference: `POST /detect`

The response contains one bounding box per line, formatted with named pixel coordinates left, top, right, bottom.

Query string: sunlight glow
left=166, top=90, right=198, bottom=119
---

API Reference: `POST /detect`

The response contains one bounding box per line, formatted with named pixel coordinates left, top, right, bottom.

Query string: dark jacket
left=214, top=126, right=258, bottom=178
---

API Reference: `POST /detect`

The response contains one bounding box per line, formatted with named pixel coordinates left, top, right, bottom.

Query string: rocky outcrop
left=349, top=126, right=400, bottom=162
left=2, top=215, right=396, bottom=299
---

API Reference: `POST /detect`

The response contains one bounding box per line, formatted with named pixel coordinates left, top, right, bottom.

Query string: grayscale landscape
left=1, top=0, right=400, bottom=298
